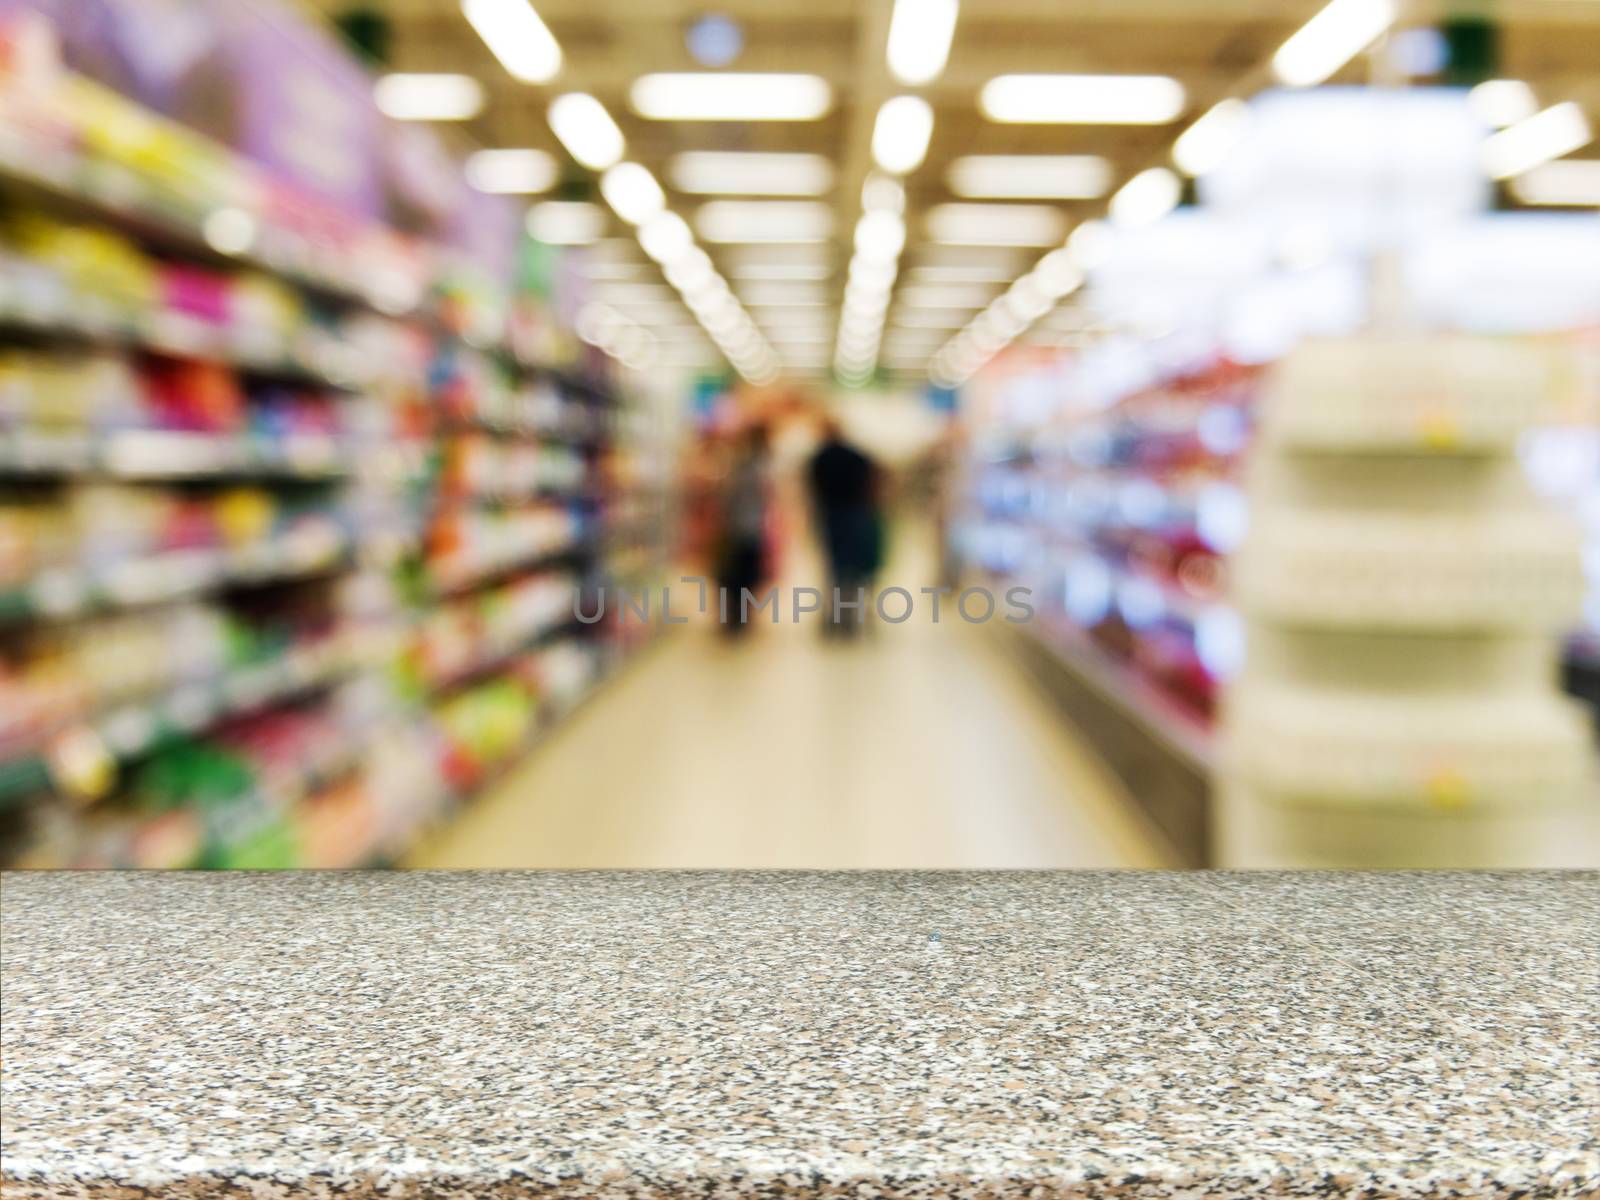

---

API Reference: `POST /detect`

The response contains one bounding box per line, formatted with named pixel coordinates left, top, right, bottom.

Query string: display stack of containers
left=1221, top=334, right=1595, bottom=866
left=1208, top=87, right=1599, bottom=866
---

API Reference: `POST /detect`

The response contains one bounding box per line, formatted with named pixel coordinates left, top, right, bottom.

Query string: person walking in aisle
left=806, top=417, right=882, bottom=639
left=715, top=424, right=772, bottom=637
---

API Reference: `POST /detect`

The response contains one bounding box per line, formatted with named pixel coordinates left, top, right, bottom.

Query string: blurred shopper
left=807, top=418, right=882, bottom=639
left=716, top=425, right=772, bottom=637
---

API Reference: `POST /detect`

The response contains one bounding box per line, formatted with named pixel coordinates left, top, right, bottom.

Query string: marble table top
left=2, top=870, right=1597, bottom=1199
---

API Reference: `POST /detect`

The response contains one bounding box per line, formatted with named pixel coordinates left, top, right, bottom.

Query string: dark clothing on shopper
left=717, top=438, right=770, bottom=636
left=808, top=435, right=882, bottom=637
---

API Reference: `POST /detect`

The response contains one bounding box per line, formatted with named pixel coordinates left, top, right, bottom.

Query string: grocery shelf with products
left=0, top=27, right=663, bottom=870
left=962, top=352, right=1257, bottom=861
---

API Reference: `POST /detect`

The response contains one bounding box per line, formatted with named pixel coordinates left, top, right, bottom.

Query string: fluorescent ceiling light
left=466, top=148, right=557, bottom=194
left=862, top=172, right=906, bottom=215
left=887, top=0, right=958, bottom=86
left=979, top=75, right=1185, bottom=125
left=631, top=73, right=831, bottom=121
left=591, top=283, right=677, bottom=304
left=374, top=74, right=483, bottom=121
left=665, top=251, right=716, bottom=291
left=1509, top=159, right=1600, bottom=206
left=698, top=201, right=833, bottom=243
left=671, top=152, right=833, bottom=195
left=1483, top=103, right=1592, bottom=180
left=580, top=260, right=647, bottom=280
left=1469, top=80, right=1538, bottom=129
left=1110, top=168, right=1181, bottom=228
left=854, top=210, right=907, bottom=262
left=548, top=93, right=624, bottom=170
left=600, top=162, right=666, bottom=225
left=638, top=212, right=694, bottom=262
left=739, top=283, right=830, bottom=306
left=946, top=155, right=1110, bottom=199
left=872, top=96, right=935, bottom=175
left=926, top=203, right=1066, bottom=246
left=461, top=0, right=561, bottom=84
left=1002, top=277, right=1050, bottom=323
left=913, top=245, right=1025, bottom=269
left=906, top=263, right=1014, bottom=283
left=608, top=302, right=693, bottom=325
left=891, top=309, right=971, bottom=328
left=1272, top=0, right=1395, bottom=88
left=1171, top=99, right=1250, bottom=177
left=730, top=261, right=832, bottom=281
left=1031, top=247, right=1083, bottom=299
left=1068, top=219, right=1112, bottom=267
left=896, top=284, right=995, bottom=309
left=527, top=200, right=604, bottom=244
left=848, top=256, right=898, bottom=287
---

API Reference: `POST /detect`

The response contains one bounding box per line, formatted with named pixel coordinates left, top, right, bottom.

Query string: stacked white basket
left=1221, top=333, right=1596, bottom=866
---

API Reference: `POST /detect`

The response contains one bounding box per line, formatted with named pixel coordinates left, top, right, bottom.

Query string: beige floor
left=408, top=527, right=1170, bottom=869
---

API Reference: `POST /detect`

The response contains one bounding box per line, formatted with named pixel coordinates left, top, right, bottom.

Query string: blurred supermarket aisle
left=409, top=525, right=1167, bottom=869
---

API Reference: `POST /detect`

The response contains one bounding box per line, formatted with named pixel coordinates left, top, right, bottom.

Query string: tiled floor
left=408, top=526, right=1169, bottom=869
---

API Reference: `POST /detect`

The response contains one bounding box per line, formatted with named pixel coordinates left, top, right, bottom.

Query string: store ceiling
left=300, top=0, right=1600, bottom=381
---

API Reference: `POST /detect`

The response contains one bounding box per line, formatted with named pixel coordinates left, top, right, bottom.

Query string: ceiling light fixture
left=465, top=148, right=557, bottom=194
left=1068, top=219, right=1112, bottom=267
left=926, top=203, right=1066, bottom=246
left=895, top=284, right=995, bottom=309
left=526, top=200, right=605, bottom=244
left=600, top=162, right=666, bottom=225
left=1171, top=99, right=1250, bottom=177
left=696, top=200, right=834, bottom=243
left=905, top=263, right=1014, bottom=283
left=854, top=210, right=908, bottom=261
left=1272, top=0, right=1395, bottom=88
left=861, top=172, right=906, bottom=214
left=1469, top=80, right=1538, bottom=129
left=730, top=261, right=832, bottom=281
left=1508, top=158, right=1600, bottom=206
left=547, top=93, right=625, bottom=169
left=630, top=73, right=832, bottom=121
left=461, top=0, right=561, bottom=84
left=670, top=151, right=834, bottom=195
left=1110, top=168, right=1181, bottom=228
left=979, top=74, right=1185, bottom=125
left=739, top=283, right=831, bottom=306
left=638, top=212, right=695, bottom=263
left=872, top=96, right=936, bottom=175
left=374, top=74, right=484, bottom=121
left=946, top=155, right=1111, bottom=199
left=1483, top=102, right=1592, bottom=180
left=886, top=0, right=959, bottom=86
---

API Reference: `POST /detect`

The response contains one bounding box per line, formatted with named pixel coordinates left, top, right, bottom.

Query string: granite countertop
left=2, top=871, right=1597, bottom=1200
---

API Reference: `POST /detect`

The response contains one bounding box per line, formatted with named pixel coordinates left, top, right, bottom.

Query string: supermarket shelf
left=0, top=525, right=348, bottom=626
left=0, top=142, right=416, bottom=317
left=0, top=299, right=382, bottom=393
left=0, top=429, right=348, bottom=480
left=421, top=617, right=584, bottom=699
left=198, top=728, right=376, bottom=867
left=428, top=540, right=592, bottom=599
left=0, top=650, right=351, bottom=808
left=1032, top=617, right=1214, bottom=771
left=442, top=416, right=605, bottom=446
left=996, top=618, right=1213, bottom=867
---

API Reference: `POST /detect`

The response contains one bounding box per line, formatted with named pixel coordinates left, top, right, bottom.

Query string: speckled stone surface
left=2, top=871, right=1597, bottom=1199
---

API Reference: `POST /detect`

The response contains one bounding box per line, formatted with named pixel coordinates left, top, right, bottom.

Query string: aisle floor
left=409, top=531, right=1170, bottom=869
